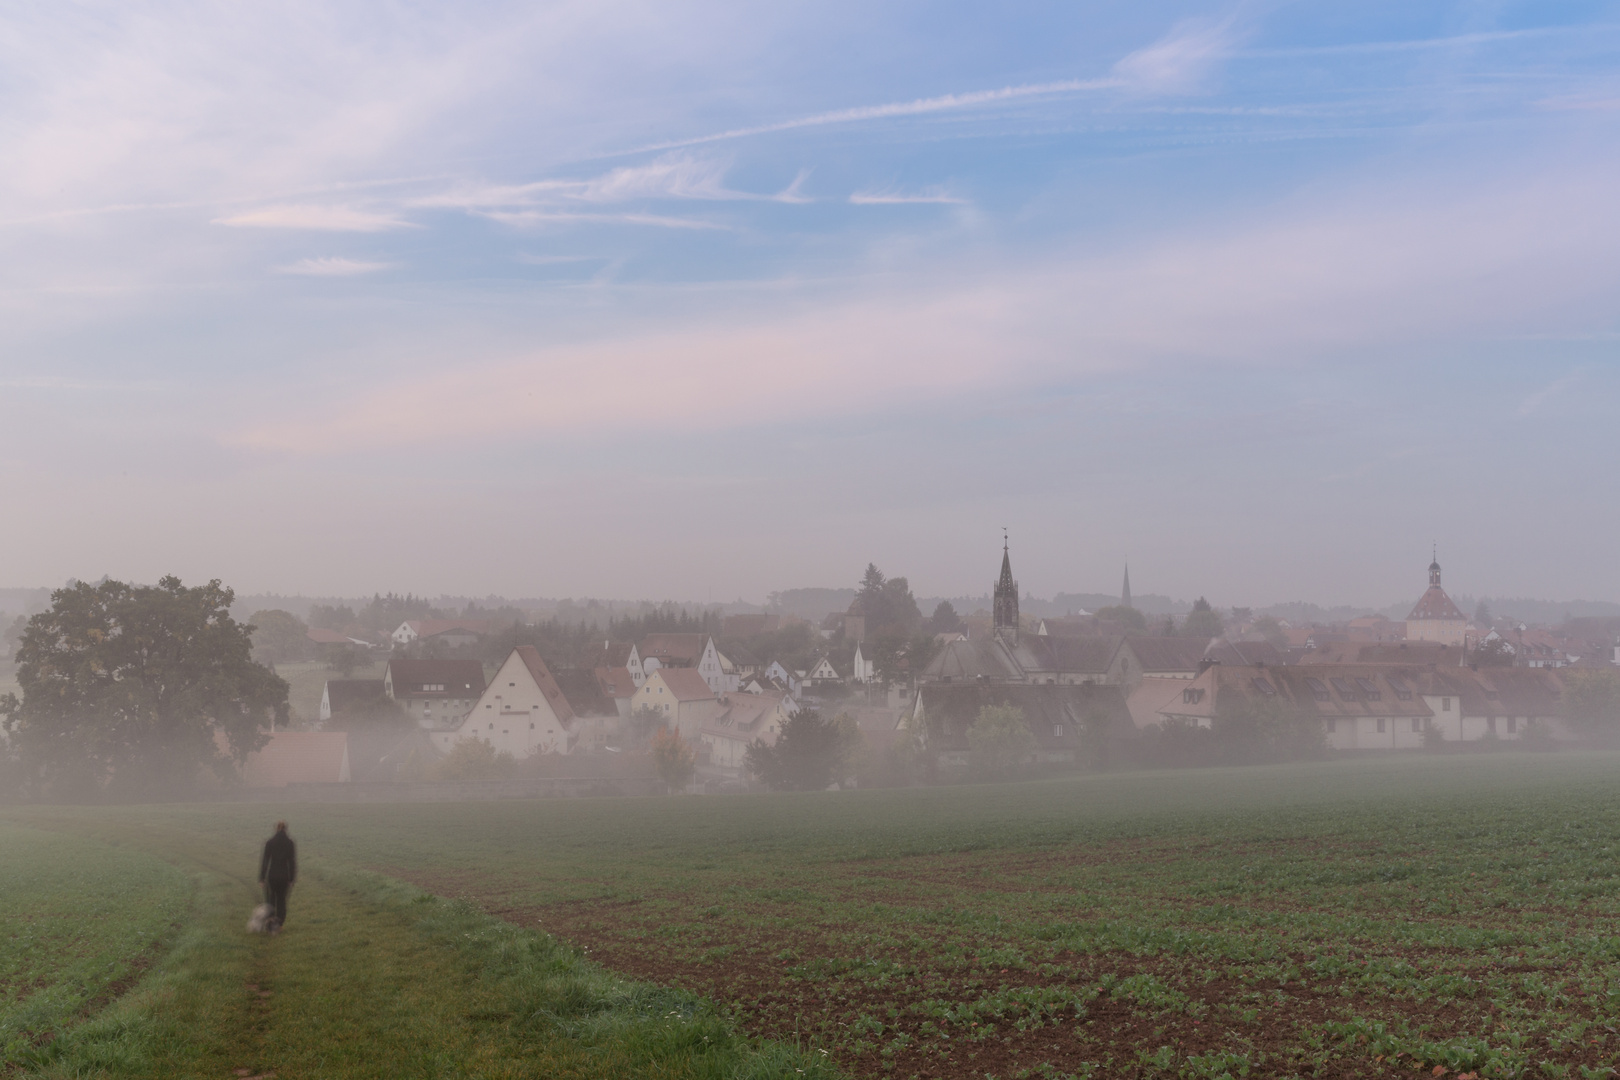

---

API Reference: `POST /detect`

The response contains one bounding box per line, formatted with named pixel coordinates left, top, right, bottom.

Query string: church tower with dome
left=1404, top=549, right=1467, bottom=645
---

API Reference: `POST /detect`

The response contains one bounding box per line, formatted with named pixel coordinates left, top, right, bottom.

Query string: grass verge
left=10, top=846, right=842, bottom=1079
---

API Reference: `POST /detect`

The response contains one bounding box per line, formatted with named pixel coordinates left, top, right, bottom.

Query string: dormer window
left=1305, top=677, right=1330, bottom=702
left=1355, top=677, right=1381, bottom=701
left=1387, top=675, right=1412, bottom=701
left=1330, top=677, right=1357, bottom=701
left=1182, top=687, right=1205, bottom=704
left=1251, top=677, right=1276, bottom=697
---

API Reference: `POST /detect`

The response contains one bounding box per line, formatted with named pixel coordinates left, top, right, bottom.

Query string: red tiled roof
left=639, top=633, right=708, bottom=665
left=514, top=646, right=577, bottom=725
left=386, top=659, right=486, bottom=698
left=653, top=666, right=715, bottom=701
left=595, top=666, right=637, bottom=699
left=307, top=627, right=354, bottom=645
left=1407, top=586, right=1465, bottom=622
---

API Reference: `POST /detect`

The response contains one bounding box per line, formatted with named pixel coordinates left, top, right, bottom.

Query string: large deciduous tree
left=0, top=577, right=289, bottom=798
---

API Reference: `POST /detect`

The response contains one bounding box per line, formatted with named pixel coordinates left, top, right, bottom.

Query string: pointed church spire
left=1122, top=562, right=1133, bottom=609
left=993, top=531, right=1019, bottom=641
left=1429, top=545, right=1442, bottom=587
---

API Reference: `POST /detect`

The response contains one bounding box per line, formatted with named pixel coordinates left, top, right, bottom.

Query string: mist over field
left=6, top=1, right=1620, bottom=1078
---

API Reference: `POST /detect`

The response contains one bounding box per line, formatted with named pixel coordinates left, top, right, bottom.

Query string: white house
left=631, top=667, right=720, bottom=740
left=391, top=619, right=496, bottom=647
left=851, top=643, right=876, bottom=683
left=764, top=660, right=803, bottom=696
left=804, top=656, right=843, bottom=687
left=698, top=690, right=799, bottom=771
left=437, top=646, right=577, bottom=757
left=637, top=633, right=738, bottom=694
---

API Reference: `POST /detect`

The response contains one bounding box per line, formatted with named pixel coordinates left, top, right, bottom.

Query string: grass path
left=12, top=822, right=838, bottom=1080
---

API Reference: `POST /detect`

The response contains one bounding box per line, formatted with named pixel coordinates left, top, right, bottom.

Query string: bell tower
left=993, top=531, right=1019, bottom=642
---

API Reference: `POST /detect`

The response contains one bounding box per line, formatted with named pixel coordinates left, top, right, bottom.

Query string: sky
left=2, top=0, right=1619, bottom=608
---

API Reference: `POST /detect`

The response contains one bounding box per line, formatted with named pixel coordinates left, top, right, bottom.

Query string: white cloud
left=849, top=189, right=967, bottom=205
left=232, top=154, right=1620, bottom=454
left=635, top=77, right=1118, bottom=153
left=1112, top=17, right=1241, bottom=95
left=275, top=256, right=392, bottom=276
left=214, top=204, right=414, bottom=231
left=477, top=209, right=729, bottom=230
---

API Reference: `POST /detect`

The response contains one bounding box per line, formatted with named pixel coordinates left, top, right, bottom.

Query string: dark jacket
left=259, top=832, right=297, bottom=883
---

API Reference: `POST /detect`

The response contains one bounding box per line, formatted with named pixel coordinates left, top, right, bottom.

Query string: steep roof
left=1123, top=636, right=1212, bottom=674
left=921, top=637, right=1022, bottom=682
left=385, top=659, right=486, bottom=698
left=513, top=645, right=578, bottom=725
left=640, top=633, right=709, bottom=665
left=595, top=665, right=637, bottom=699
left=1408, top=586, right=1465, bottom=622
left=1017, top=635, right=1122, bottom=675
left=307, top=627, right=356, bottom=645
left=653, top=666, right=716, bottom=702
left=1126, top=677, right=1195, bottom=730
left=324, top=679, right=385, bottom=715
left=1204, top=640, right=1289, bottom=667
left=551, top=667, right=618, bottom=718
left=599, top=640, right=638, bottom=667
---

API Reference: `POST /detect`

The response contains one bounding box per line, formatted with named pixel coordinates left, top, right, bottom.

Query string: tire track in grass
left=12, top=824, right=841, bottom=1080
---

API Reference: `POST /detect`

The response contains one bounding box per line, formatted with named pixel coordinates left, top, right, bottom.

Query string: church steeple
left=1122, top=562, right=1133, bottom=609
left=993, top=531, right=1019, bottom=641
left=1429, top=545, right=1442, bottom=587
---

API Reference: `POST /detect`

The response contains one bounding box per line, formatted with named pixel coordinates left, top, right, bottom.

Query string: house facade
left=698, top=690, right=797, bottom=770
left=630, top=667, right=719, bottom=739
left=439, top=646, right=578, bottom=757
left=382, top=659, right=487, bottom=730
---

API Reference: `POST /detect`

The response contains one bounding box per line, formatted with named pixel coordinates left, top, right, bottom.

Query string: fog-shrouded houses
left=320, top=678, right=385, bottom=724
left=1127, top=661, right=1570, bottom=749
left=909, top=681, right=1134, bottom=770
left=383, top=658, right=486, bottom=730
left=390, top=619, right=497, bottom=648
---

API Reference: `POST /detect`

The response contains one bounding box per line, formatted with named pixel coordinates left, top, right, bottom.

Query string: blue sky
left=2, top=1, right=1619, bottom=607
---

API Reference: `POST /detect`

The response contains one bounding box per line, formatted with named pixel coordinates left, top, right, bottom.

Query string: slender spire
left=1122, top=562, right=1133, bottom=609
left=993, top=532, right=1019, bottom=641
left=1429, top=545, right=1442, bottom=587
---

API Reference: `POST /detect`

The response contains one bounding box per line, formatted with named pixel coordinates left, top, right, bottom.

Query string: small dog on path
left=246, top=904, right=280, bottom=934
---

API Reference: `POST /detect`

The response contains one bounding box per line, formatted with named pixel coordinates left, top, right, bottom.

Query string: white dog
left=246, top=904, right=278, bottom=934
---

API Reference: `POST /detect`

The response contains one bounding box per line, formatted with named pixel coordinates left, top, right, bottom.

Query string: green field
left=7, top=753, right=1620, bottom=1079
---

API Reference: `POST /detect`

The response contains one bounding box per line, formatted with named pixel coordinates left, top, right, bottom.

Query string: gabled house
left=851, top=642, right=876, bottom=683
left=439, top=646, right=577, bottom=757
left=804, top=656, right=844, bottom=687
left=698, top=689, right=798, bottom=771
left=1120, top=637, right=1212, bottom=683
left=383, top=659, right=487, bottom=730
left=630, top=667, right=720, bottom=739
left=764, top=660, right=802, bottom=696
left=639, top=633, right=738, bottom=694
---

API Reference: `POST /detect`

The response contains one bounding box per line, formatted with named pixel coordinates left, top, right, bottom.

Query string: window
left=1411, top=718, right=1422, bottom=732
left=1387, top=675, right=1412, bottom=701
left=1330, top=677, right=1357, bottom=700
left=1355, top=677, right=1381, bottom=701
left=1442, top=697, right=1452, bottom=712
left=1182, top=687, right=1205, bottom=704
left=1305, top=678, right=1330, bottom=702
left=1054, top=724, right=1064, bottom=737
left=1376, top=718, right=1386, bottom=733
left=1251, top=677, right=1276, bottom=696
left=1326, top=718, right=1336, bottom=734
left=530, top=722, right=535, bottom=729
left=488, top=723, right=494, bottom=730
left=1487, top=716, right=1498, bottom=733
left=509, top=682, right=515, bottom=687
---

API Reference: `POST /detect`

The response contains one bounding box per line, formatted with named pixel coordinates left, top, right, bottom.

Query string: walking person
left=258, top=821, right=297, bottom=932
